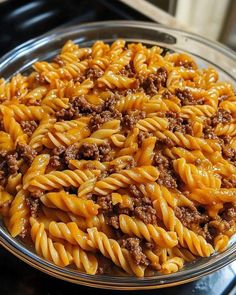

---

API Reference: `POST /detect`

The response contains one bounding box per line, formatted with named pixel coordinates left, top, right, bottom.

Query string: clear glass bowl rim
left=0, top=20, right=236, bottom=290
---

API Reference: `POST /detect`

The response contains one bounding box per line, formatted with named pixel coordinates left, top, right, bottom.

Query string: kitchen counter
left=1, top=245, right=235, bottom=295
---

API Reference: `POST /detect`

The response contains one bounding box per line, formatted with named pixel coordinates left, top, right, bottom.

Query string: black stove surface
left=1, top=245, right=236, bottom=295
left=0, top=1, right=236, bottom=294
left=0, top=0, right=148, bottom=57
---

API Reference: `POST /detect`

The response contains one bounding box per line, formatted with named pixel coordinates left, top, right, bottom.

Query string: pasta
left=119, top=214, right=178, bottom=248
left=40, top=191, right=99, bottom=218
left=87, top=227, right=146, bottom=277
left=0, top=39, right=236, bottom=277
left=48, top=221, right=94, bottom=251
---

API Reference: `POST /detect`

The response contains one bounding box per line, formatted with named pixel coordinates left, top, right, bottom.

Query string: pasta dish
left=0, top=39, right=235, bottom=277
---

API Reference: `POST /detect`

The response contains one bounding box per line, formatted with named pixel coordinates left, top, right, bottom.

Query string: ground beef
left=220, top=203, right=236, bottom=221
left=198, top=217, right=235, bottom=244
left=48, top=146, right=67, bottom=170
left=211, top=109, right=232, bottom=127
left=174, top=206, right=209, bottom=228
left=20, top=120, right=38, bottom=137
left=64, top=144, right=80, bottom=164
left=167, top=112, right=193, bottom=135
left=153, top=151, right=169, bottom=168
left=203, top=125, right=218, bottom=140
left=55, top=96, right=102, bottom=120
left=129, top=184, right=144, bottom=200
left=52, top=146, right=66, bottom=156
left=222, top=146, right=236, bottom=164
left=72, top=95, right=102, bottom=114
left=48, top=156, right=63, bottom=170
left=162, top=89, right=173, bottom=99
left=0, top=151, right=20, bottom=176
left=6, top=152, right=19, bottom=174
left=98, top=142, right=112, bottom=162
left=78, top=142, right=112, bottom=162
left=128, top=185, right=154, bottom=211
left=97, top=194, right=112, bottom=212
left=78, top=143, right=99, bottom=160
left=123, top=157, right=135, bottom=170
left=119, top=237, right=148, bottom=266
left=137, top=131, right=153, bottom=147
left=157, top=171, right=178, bottom=189
left=85, top=67, right=104, bottom=80
left=102, top=93, right=120, bottom=112
left=175, top=88, right=204, bottom=106
left=134, top=205, right=157, bottom=224
left=88, top=110, right=121, bottom=132
left=156, top=137, right=175, bottom=148
left=26, top=197, right=40, bottom=218
left=16, top=143, right=37, bottom=164
left=221, top=178, right=236, bottom=188
left=200, top=223, right=218, bottom=243
left=153, top=151, right=178, bottom=189
left=221, top=135, right=231, bottom=145
left=108, top=215, right=119, bottom=229
left=140, top=67, right=168, bottom=95
left=119, top=63, right=135, bottom=78
left=121, top=111, right=146, bottom=130
left=117, top=207, right=132, bottom=215
left=89, top=111, right=111, bottom=132
left=55, top=105, right=76, bottom=121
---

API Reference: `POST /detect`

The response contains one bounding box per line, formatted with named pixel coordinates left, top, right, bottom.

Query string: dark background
left=1, top=245, right=236, bottom=295
left=0, top=0, right=236, bottom=294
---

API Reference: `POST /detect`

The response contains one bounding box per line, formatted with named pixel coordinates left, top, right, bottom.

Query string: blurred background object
left=0, top=1, right=236, bottom=294
left=175, top=0, right=230, bottom=40
left=0, top=0, right=236, bottom=57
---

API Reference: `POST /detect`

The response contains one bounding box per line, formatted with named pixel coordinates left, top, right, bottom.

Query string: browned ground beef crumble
left=119, top=237, right=148, bottom=266
left=20, top=120, right=38, bottom=136
left=175, top=88, right=204, bottom=106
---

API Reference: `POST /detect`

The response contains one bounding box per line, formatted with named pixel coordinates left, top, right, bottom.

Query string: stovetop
left=1, top=245, right=236, bottom=295
left=0, top=1, right=236, bottom=294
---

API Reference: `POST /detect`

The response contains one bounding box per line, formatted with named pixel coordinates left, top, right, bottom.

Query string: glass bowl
left=0, top=21, right=236, bottom=290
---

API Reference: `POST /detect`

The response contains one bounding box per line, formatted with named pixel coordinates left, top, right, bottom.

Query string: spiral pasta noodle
left=94, top=166, right=159, bottom=195
left=7, top=190, right=29, bottom=237
left=41, top=191, right=99, bottom=218
left=28, top=169, right=100, bottom=191
left=152, top=194, right=214, bottom=257
left=119, top=214, right=178, bottom=248
left=48, top=221, right=94, bottom=251
left=30, top=218, right=73, bottom=267
left=87, top=227, right=145, bottom=277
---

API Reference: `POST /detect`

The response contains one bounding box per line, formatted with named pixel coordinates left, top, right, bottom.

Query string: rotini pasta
left=41, top=191, right=99, bottom=218
left=119, top=214, right=178, bottom=248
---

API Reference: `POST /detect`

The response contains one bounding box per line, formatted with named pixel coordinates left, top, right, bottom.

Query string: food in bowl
left=0, top=39, right=235, bottom=277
